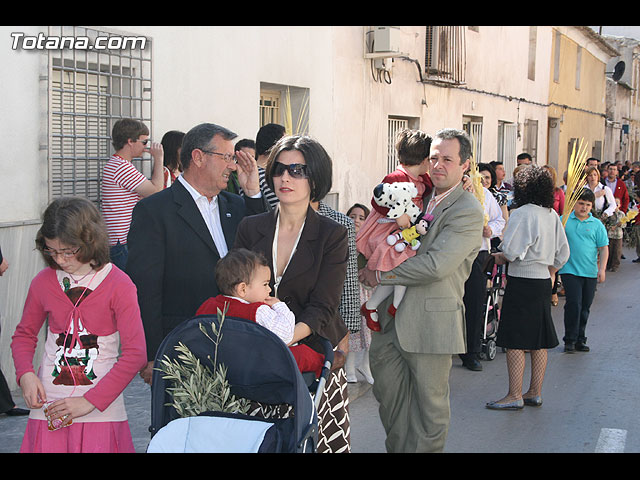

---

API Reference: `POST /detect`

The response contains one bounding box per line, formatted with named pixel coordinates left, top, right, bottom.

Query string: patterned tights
left=501, top=349, right=548, bottom=402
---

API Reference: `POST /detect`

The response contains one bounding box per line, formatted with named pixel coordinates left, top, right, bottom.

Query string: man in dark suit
left=126, top=123, right=265, bottom=384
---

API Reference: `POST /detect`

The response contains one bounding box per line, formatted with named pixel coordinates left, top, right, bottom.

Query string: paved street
left=350, top=246, right=640, bottom=453
left=2, top=247, right=639, bottom=453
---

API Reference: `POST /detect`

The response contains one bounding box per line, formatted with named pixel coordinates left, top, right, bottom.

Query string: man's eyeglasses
left=137, top=139, right=150, bottom=146
left=272, top=162, right=308, bottom=179
left=199, top=149, right=237, bottom=164
left=42, top=246, right=81, bottom=259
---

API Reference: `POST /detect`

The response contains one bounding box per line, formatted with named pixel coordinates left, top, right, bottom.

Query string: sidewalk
left=0, top=371, right=374, bottom=453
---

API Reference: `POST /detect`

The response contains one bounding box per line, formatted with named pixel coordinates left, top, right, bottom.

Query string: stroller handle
left=312, top=336, right=334, bottom=410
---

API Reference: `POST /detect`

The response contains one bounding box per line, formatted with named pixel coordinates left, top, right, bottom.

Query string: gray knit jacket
left=499, top=203, right=570, bottom=279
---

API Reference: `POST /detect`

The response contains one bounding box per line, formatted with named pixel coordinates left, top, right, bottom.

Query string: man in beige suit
left=361, top=128, right=484, bottom=453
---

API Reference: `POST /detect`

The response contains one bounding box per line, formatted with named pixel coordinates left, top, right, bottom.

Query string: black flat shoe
left=575, top=343, right=590, bottom=352
left=523, top=396, right=543, bottom=407
left=564, top=344, right=575, bottom=353
left=5, top=407, right=29, bottom=416
left=486, top=399, right=524, bottom=410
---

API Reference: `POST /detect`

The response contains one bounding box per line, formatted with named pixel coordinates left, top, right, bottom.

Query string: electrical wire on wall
left=366, top=29, right=392, bottom=84
left=372, top=61, right=392, bottom=84
left=364, top=28, right=429, bottom=104
left=399, top=56, right=424, bottom=83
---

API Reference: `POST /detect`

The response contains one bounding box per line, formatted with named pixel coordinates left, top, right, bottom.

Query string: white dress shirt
left=178, top=175, right=230, bottom=258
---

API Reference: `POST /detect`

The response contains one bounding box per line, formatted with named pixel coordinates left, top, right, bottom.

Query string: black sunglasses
left=272, top=161, right=308, bottom=179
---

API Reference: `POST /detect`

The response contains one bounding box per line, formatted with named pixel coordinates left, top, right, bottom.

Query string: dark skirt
left=496, top=275, right=559, bottom=350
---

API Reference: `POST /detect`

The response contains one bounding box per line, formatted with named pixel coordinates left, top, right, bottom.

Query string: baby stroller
left=146, top=313, right=334, bottom=453
left=478, top=254, right=505, bottom=361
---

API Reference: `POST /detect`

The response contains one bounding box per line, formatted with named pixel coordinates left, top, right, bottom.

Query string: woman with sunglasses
left=234, top=135, right=351, bottom=453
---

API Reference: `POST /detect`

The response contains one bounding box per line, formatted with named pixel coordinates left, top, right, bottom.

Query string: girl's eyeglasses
left=272, top=162, right=308, bottom=179
left=42, top=247, right=81, bottom=259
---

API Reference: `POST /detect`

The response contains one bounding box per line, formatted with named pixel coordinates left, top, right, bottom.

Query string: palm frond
left=468, top=158, right=488, bottom=226
left=284, top=87, right=294, bottom=136
left=283, top=86, right=309, bottom=135
left=562, top=138, right=589, bottom=226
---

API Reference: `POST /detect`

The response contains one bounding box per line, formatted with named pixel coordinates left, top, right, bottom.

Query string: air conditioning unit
left=373, top=26, right=400, bottom=53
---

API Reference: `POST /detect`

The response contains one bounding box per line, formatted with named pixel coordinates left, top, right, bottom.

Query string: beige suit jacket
left=378, top=182, right=484, bottom=354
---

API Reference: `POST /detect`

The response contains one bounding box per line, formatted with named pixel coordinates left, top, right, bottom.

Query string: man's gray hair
left=434, top=128, right=473, bottom=164
left=180, top=123, right=237, bottom=170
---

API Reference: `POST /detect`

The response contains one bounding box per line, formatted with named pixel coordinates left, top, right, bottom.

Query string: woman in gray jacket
left=486, top=166, right=570, bottom=410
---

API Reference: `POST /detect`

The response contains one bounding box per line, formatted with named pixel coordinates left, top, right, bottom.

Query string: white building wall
left=0, top=25, right=557, bottom=390
left=126, top=25, right=342, bottom=202
left=1, top=26, right=49, bottom=224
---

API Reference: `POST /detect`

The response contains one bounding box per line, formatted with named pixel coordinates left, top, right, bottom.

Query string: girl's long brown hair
left=35, top=197, right=110, bottom=270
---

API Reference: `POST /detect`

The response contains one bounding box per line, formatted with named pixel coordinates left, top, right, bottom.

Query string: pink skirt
left=355, top=209, right=417, bottom=272
left=20, top=418, right=136, bottom=453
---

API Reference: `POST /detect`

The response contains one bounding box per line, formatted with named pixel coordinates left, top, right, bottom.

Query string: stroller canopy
left=149, top=314, right=317, bottom=453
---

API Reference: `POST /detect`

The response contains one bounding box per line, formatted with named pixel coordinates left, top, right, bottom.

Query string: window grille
left=524, top=119, right=538, bottom=163
left=425, top=26, right=466, bottom=86
left=47, top=25, right=152, bottom=207
left=463, top=120, right=483, bottom=163
left=260, top=90, right=281, bottom=127
left=260, top=84, right=310, bottom=136
left=498, top=121, right=518, bottom=176
left=387, top=118, right=409, bottom=174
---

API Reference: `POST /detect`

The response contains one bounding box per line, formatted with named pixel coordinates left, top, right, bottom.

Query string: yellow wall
left=548, top=29, right=607, bottom=175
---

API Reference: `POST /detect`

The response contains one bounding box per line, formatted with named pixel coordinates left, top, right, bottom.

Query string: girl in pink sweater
left=11, top=197, right=147, bottom=453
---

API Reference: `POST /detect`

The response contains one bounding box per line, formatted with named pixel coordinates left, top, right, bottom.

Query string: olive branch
left=155, top=304, right=250, bottom=418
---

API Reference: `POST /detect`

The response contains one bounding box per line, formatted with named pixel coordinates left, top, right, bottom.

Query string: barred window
left=387, top=117, right=409, bottom=174
left=425, top=26, right=466, bottom=86
left=260, top=83, right=309, bottom=135
left=48, top=26, right=152, bottom=207
left=463, top=117, right=483, bottom=163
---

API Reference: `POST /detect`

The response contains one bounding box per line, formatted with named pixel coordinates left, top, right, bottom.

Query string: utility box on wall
left=374, top=26, right=401, bottom=53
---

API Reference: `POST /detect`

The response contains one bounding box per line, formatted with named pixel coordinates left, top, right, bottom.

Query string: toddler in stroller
left=196, top=248, right=324, bottom=376
left=146, top=249, right=333, bottom=452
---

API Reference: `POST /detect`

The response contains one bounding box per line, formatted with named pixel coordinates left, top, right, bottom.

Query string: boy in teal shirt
left=559, top=188, right=609, bottom=353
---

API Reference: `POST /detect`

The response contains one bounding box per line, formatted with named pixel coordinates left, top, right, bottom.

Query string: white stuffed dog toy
left=372, top=182, right=421, bottom=224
